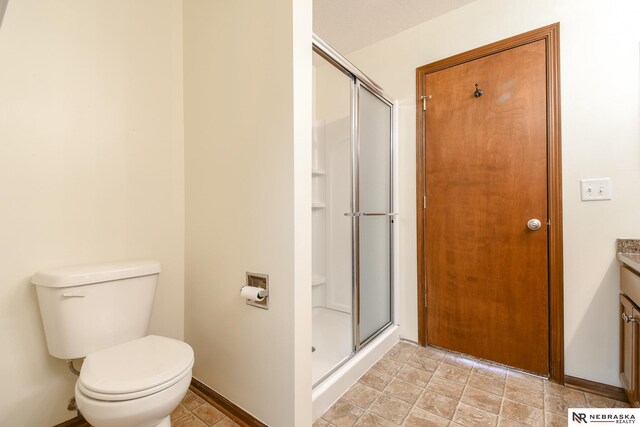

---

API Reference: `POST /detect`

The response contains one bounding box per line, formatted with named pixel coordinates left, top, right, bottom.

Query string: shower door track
left=312, top=34, right=396, bottom=389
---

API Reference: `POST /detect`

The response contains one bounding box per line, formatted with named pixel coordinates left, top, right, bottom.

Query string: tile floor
left=169, top=388, right=240, bottom=427
left=315, top=341, right=629, bottom=427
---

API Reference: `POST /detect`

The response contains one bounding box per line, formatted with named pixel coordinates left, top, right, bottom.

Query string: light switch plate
left=580, top=178, right=612, bottom=201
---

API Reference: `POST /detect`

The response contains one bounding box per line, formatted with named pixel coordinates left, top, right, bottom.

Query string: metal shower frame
left=312, top=34, right=396, bottom=387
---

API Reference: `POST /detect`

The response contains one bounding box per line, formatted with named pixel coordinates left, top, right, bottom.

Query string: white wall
left=0, top=1, right=185, bottom=425
left=183, top=0, right=312, bottom=425
left=346, top=0, right=640, bottom=386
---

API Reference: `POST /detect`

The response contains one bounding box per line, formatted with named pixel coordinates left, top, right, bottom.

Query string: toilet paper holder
left=242, top=272, right=269, bottom=310
left=241, top=286, right=269, bottom=299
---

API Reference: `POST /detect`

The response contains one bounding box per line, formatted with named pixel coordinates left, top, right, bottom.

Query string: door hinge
left=423, top=195, right=426, bottom=209
left=420, top=95, right=431, bottom=111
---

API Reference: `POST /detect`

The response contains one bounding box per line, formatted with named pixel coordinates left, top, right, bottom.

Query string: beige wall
left=346, top=0, right=640, bottom=386
left=183, top=0, right=312, bottom=425
left=0, top=1, right=185, bottom=425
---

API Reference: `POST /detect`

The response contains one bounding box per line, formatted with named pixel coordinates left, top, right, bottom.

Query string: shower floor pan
left=312, top=306, right=352, bottom=384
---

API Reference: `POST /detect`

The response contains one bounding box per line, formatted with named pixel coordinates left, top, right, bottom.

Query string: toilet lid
left=78, top=335, right=194, bottom=401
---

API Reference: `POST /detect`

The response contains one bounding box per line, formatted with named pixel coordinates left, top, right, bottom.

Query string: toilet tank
left=32, top=260, right=161, bottom=360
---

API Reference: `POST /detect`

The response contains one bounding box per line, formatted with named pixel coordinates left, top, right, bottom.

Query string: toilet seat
left=78, top=335, right=194, bottom=402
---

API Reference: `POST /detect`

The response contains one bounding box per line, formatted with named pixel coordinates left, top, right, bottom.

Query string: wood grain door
left=424, top=40, right=549, bottom=374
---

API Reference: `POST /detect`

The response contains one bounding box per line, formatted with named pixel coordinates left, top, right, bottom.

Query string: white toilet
left=32, top=260, right=194, bottom=427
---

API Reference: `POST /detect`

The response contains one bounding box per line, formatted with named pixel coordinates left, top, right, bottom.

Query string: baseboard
left=52, top=414, right=89, bottom=427
left=52, top=380, right=266, bottom=427
left=564, top=375, right=629, bottom=403
left=190, top=378, right=267, bottom=427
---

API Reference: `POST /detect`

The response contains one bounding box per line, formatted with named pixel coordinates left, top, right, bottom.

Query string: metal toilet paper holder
left=242, top=272, right=269, bottom=310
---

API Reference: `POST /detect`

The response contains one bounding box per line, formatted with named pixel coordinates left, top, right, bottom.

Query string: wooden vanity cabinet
left=620, top=293, right=638, bottom=404
left=620, top=265, right=640, bottom=406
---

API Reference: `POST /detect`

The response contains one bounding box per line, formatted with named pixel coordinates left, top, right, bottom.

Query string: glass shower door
left=311, top=37, right=395, bottom=387
left=356, top=84, right=394, bottom=345
left=311, top=51, right=354, bottom=385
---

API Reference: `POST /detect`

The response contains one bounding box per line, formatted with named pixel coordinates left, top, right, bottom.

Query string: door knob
left=527, top=219, right=542, bottom=231
left=623, top=312, right=637, bottom=323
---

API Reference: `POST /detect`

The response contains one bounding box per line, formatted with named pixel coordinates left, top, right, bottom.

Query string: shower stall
left=311, top=35, right=399, bottom=416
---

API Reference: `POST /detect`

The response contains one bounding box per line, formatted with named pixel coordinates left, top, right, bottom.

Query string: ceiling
left=313, top=0, right=477, bottom=53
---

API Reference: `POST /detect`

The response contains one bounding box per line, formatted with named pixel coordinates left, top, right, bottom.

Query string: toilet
left=32, top=260, right=193, bottom=427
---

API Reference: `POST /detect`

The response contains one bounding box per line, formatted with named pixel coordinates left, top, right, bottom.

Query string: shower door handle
left=361, top=212, right=398, bottom=217
left=343, top=212, right=398, bottom=217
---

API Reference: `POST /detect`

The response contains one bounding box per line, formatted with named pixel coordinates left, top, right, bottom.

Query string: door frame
left=415, top=23, right=564, bottom=383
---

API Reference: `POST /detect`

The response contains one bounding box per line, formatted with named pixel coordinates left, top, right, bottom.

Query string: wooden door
left=423, top=40, right=549, bottom=374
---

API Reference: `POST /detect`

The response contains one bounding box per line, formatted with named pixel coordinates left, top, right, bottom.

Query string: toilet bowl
left=75, top=335, right=194, bottom=427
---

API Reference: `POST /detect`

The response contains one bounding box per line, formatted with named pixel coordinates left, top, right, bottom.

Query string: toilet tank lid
left=31, top=260, right=161, bottom=288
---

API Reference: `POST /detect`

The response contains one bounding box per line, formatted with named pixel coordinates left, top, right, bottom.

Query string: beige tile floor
left=169, top=388, right=240, bottom=427
left=315, top=341, right=629, bottom=427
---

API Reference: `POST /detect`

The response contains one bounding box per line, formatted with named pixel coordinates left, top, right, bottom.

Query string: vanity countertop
left=617, top=239, right=640, bottom=274
left=618, top=253, right=640, bottom=274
